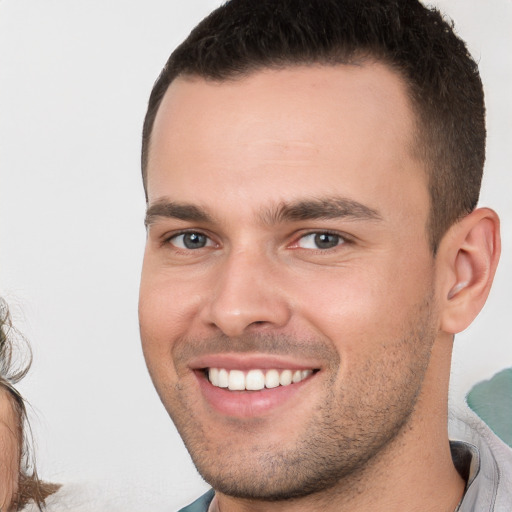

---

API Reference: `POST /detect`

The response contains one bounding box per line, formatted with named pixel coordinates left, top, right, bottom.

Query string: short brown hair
left=141, top=0, right=485, bottom=252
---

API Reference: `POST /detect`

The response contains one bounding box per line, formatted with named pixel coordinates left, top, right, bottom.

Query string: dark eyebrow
left=145, top=196, right=381, bottom=228
left=261, top=197, right=382, bottom=224
left=145, top=200, right=212, bottom=227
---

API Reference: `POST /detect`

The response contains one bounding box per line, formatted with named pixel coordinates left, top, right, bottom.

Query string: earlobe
left=439, top=208, right=501, bottom=334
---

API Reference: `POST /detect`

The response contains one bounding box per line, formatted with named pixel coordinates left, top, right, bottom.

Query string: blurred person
left=0, top=299, right=58, bottom=510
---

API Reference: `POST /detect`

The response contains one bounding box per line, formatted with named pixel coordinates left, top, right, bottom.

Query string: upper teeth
left=208, top=368, right=313, bottom=391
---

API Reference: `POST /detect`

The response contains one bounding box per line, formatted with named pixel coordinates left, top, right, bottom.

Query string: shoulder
left=20, top=480, right=184, bottom=512
left=450, top=405, right=512, bottom=511
left=178, top=489, right=215, bottom=512
left=20, top=483, right=99, bottom=512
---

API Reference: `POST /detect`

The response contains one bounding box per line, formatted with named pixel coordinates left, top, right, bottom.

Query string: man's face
left=139, top=64, right=439, bottom=499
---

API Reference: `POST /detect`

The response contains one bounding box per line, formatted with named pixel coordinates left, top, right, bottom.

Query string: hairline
left=142, top=59, right=444, bottom=253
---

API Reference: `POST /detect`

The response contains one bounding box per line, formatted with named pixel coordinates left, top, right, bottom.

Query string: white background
left=1, top=1, right=511, bottom=509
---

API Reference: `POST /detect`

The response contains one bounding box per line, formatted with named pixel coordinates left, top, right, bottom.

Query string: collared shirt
left=449, top=406, right=512, bottom=511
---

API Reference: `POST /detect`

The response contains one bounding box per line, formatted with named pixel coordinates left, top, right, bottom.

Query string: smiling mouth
left=206, top=368, right=316, bottom=391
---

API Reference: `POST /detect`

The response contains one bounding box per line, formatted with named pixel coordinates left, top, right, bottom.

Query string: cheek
left=139, top=279, right=180, bottom=381
left=293, top=257, right=434, bottom=356
left=139, top=258, right=216, bottom=390
left=139, top=263, right=202, bottom=344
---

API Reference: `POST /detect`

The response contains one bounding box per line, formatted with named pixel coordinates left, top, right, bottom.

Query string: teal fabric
left=467, top=368, right=512, bottom=447
left=178, top=489, right=215, bottom=512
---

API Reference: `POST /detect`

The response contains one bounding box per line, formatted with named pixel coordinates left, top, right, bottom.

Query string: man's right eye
left=168, top=232, right=213, bottom=250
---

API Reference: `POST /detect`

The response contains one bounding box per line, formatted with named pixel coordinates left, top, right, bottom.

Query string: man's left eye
left=296, top=232, right=344, bottom=250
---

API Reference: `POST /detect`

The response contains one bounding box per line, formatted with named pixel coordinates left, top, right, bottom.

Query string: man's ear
left=438, top=208, right=501, bottom=334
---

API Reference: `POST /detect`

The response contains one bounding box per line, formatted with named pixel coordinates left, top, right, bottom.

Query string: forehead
left=147, top=63, right=427, bottom=221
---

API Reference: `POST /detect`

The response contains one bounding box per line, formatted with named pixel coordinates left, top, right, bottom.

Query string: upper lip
left=188, top=353, right=322, bottom=372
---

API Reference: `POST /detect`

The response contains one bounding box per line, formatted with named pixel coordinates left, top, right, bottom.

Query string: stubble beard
left=160, top=295, right=437, bottom=502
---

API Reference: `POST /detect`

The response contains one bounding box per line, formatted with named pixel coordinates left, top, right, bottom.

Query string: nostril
left=248, top=320, right=270, bottom=329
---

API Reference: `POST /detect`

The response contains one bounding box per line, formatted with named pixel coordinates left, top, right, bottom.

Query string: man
left=138, top=0, right=512, bottom=510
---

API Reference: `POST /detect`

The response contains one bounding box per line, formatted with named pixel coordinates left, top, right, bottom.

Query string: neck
left=211, top=336, right=465, bottom=512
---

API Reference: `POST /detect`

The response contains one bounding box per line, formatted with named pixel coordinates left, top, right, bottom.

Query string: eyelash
left=162, top=230, right=217, bottom=251
left=162, top=229, right=352, bottom=253
left=291, top=230, right=349, bottom=251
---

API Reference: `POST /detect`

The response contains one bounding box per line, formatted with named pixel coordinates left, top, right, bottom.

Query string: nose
left=200, top=249, right=292, bottom=337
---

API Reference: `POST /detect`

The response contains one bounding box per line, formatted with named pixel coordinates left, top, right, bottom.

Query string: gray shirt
left=450, top=406, right=512, bottom=511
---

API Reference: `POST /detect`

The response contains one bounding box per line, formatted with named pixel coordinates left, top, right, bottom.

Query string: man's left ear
left=438, top=208, right=501, bottom=334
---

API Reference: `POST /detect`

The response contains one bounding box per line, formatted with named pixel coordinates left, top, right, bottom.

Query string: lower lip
left=195, top=371, right=315, bottom=418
